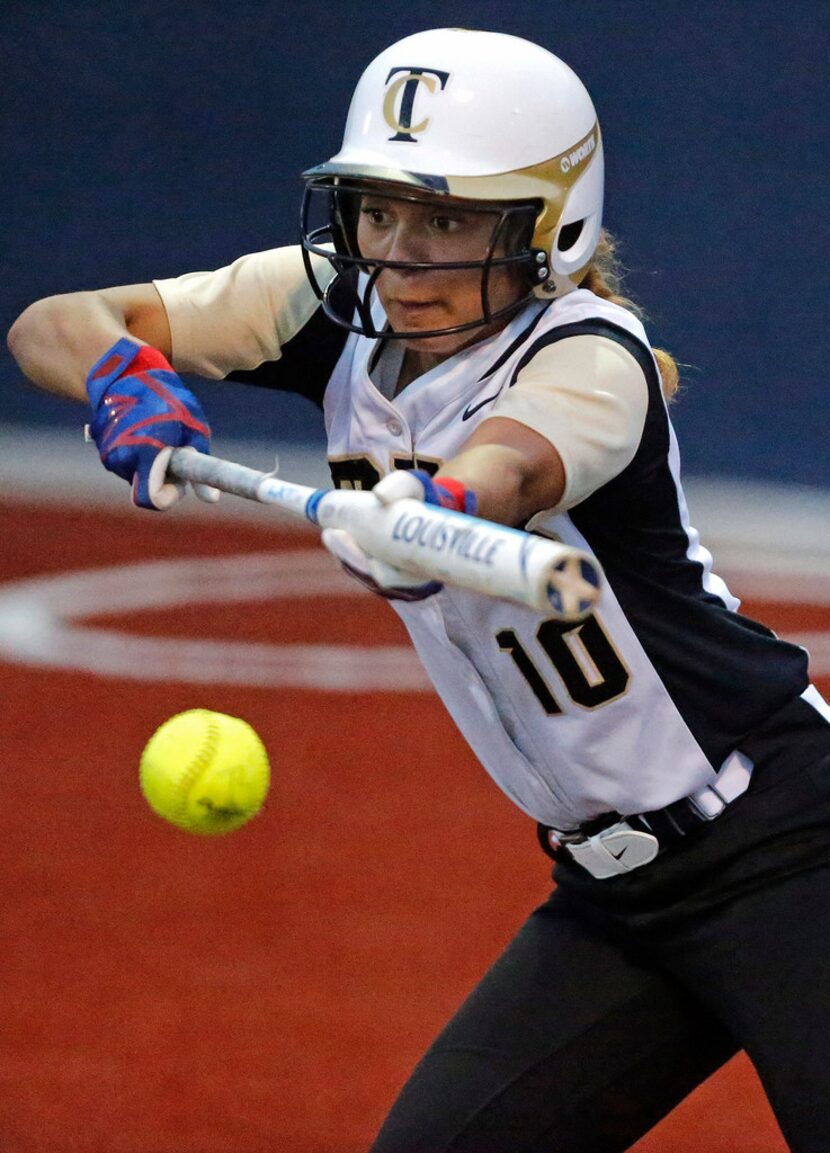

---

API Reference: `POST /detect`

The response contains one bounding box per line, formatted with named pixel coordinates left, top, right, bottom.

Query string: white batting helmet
left=301, top=28, right=604, bottom=336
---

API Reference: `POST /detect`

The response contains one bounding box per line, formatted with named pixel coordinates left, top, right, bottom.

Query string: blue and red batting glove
left=409, top=469, right=477, bottom=515
left=86, top=337, right=213, bottom=510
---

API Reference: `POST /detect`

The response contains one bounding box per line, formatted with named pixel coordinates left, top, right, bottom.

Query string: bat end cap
left=545, top=555, right=603, bottom=619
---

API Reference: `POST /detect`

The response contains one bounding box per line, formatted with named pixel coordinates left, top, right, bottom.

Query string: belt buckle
left=563, top=821, right=660, bottom=879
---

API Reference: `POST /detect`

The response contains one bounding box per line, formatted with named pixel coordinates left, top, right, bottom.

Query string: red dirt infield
left=3, top=497, right=825, bottom=1152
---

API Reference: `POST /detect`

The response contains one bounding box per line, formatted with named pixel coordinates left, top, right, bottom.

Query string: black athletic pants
left=370, top=697, right=830, bottom=1152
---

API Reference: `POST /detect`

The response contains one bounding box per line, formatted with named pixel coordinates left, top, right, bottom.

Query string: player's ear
left=496, top=203, right=542, bottom=286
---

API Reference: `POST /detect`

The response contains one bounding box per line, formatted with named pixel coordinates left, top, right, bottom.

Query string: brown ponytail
left=580, top=230, right=680, bottom=401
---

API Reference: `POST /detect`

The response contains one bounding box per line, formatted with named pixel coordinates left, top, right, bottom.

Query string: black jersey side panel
left=517, top=321, right=810, bottom=766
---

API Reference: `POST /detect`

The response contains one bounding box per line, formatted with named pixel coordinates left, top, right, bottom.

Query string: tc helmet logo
left=383, top=67, right=450, bottom=142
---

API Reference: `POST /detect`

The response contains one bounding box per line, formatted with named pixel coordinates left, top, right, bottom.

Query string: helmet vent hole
left=557, top=220, right=584, bottom=252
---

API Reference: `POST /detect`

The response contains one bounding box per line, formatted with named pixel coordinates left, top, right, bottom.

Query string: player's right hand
left=86, top=336, right=218, bottom=510
left=321, top=469, right=477, bottom=601
left=322, top=527, right=444, bottom=602
left=373, top=468, right=477, bottom=514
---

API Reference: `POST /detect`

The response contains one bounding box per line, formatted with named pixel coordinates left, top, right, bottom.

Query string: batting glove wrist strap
left=86, top=337, right=214, bottom=510
left=86, top=338, right=171, bottom=406
left=411, top=469, right=477, bottom=516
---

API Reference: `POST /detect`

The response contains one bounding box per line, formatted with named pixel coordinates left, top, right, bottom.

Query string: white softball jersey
left=156, top=247, right=815, bottom=831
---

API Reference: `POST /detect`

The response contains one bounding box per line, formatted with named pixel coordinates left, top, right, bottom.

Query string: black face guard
left=300, top=179, right=548, bottom=340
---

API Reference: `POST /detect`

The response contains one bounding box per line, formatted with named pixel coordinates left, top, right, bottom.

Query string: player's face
left=356, top=192, right=527, bottom=356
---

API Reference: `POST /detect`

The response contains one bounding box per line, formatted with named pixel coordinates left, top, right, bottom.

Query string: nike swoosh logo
left=608, top=846, right=628, bottom=860
left=462, top=392, right=501, bottom=421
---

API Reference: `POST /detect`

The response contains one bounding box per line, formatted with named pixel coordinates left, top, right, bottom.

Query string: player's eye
left=360, top=206, right=393, bottom=226
left=430, top=215, right=463, bottom=233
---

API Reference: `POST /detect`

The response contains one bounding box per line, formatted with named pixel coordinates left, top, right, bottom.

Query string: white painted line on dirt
left=0, top=548, right=825, bottom=689
left=0, top=551, right=430, bottom=691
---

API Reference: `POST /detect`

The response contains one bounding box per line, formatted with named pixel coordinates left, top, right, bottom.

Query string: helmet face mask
left=301, top=28, right=604, bottom=341
left=301, top=178, right=545, bottom=339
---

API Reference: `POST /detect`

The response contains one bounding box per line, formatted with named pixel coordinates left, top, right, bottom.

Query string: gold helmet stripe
left=445, top=123, right=600, bottom=241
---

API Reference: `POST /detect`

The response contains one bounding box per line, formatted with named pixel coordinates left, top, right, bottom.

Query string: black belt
left=538, top=753, right=755, bottom=878
left=537, top=690, right=830, bottom=880
left=541, top=787, right=736, bottom=857
left=537, top=794, right=722, bottom=875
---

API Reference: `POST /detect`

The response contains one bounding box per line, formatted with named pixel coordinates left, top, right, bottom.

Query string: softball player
left=9, top=27, right=830, bottom=1152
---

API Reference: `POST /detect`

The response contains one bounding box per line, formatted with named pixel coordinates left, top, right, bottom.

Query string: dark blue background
left=3, top=1, right=828, bottom=483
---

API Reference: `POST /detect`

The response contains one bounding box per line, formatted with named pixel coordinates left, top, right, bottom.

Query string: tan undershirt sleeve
left=490, top=334, right=651, bottom=509
left=153, top=246, right=335, bottom=378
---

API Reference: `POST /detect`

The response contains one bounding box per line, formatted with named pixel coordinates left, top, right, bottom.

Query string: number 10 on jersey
left=497, top=613, right=630, bottom=713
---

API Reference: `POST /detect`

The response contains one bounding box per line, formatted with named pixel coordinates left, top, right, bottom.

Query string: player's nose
left=385, top=220, right=431, bottom=266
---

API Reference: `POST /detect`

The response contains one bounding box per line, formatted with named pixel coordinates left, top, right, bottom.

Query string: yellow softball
left=139, top=709, right=270, bottom=835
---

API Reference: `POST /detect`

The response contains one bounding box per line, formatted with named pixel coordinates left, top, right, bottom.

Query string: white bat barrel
left=168, top=450, right=603, bottom=619
left=308, top=488, right=601, bottom=618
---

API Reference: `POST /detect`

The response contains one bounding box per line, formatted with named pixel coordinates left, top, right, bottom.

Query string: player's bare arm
left=436, top=416, right=567, bottom=526
left=7, top=282, right=172, bottom=401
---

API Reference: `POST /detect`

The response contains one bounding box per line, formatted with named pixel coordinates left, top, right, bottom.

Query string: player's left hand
left=86, top=337, right=219, bottom=510
left=321, top=468, right=477, bottom=601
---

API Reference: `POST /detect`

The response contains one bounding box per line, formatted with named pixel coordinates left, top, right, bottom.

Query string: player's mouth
left=391, top=298, right=442, bottom=309
left=387, top=299, right=446, bottom=322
